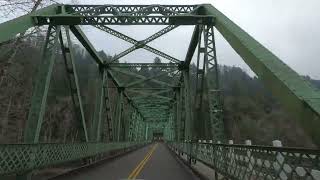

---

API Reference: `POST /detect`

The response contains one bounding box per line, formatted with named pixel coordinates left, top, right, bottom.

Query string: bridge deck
left=54, top=143, right=198, bottom=180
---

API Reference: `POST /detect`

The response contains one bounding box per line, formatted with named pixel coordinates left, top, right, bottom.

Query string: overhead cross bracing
left=0, top=3, right=320, bottom=180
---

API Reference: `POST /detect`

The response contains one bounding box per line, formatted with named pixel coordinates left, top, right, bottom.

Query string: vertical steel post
left=194, top=24, right=213, bottom=139
left=103, top=72, right=113, bottom=141
left=183, top=70, right=193, bottom=140
left=19, top=25, right=61, bottom=180
left=116, top=91, right=124, bottom=141
left=91, top=69, right=105, bottom=142
left=112, top=93, right=120, bottom=140
left=183, top=69, right=194, bottom=165
left=145, top=124, right=149, bottom=140
left=61, top=26, right=89, bottom=142
left=24, top=25, right=61, bottom=143
left=179, top=85, right=185, bottom=140
left=129, top=110, right=137, bottom=141
left=203, top=25, right=224, bottom=140
left=175, top=88, right=181, bottom=141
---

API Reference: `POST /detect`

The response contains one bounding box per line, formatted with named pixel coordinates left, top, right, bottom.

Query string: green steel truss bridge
left=0, top=3, right=320, bottom=180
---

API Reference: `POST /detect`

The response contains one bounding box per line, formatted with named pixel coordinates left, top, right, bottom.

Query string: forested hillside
left=218, top=66, right=316, bottom=147
left=0, top=37, right=317, bottom=147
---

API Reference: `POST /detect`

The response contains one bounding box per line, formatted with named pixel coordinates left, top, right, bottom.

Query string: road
left=54, top=143, right=199, bottom=180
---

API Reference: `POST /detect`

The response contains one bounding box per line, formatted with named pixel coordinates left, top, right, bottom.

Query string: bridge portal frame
left=0, top=3, right=319, bottom=179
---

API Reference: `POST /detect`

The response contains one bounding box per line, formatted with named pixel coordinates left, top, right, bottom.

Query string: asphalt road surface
left=54, top=143, right=199, bottom=180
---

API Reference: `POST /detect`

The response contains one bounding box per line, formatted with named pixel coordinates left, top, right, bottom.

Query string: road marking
left=127, top=144, right=155, bottom=179
left=128, top=144, right=158, bottom=179
left=131, top=144, right=157, bottom=179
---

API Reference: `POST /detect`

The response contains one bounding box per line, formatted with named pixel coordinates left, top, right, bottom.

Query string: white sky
left=2, top=0, right=320, bottom=79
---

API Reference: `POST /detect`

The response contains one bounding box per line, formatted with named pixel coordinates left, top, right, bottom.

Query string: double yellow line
left=128, top=143, right=158, bottom=179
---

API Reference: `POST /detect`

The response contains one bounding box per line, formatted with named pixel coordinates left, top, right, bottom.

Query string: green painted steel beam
left=175, top=89, right=182, bottom=141
left=184, top=25, right=200, bottom=66
left=127, top=87, right=176, bottom=90
left=126, top=69, right=177, bottom=88
left=91, top=70, right=105, bottom=142
left=66, top=25, right=144, bottom=120
left=60, top=27, right=89, bottom=142
left=103, top=72, right=114, bottom=141
left=111, top=25, right=178, bottom=62
left=183, top=70, right=194, bottom=140
left=34, top=15, right=215, bottom=26
left=130, top=89, right=172, bottom=101
left=110, top=68, right=175, bottom=87
left=201, top=4, right=320, bottom=145
left=24, top=26, right=61, bottom=143
left=0, top=4, right=60, bottom=44
left=106, top=69, right=145, bottom=119
left=69, top=25, right=104, bottom=66
left=108, top=63, right=180, bottom=68
left=95, top=25, right=181, bottom=63
left=64, top=4, right=198, bottom=15
left=116, top=92, right=124, bottom=141
left=0, top=142, right=146, bottom=175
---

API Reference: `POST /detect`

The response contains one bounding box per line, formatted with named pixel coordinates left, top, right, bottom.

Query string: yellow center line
left=128, top=145, right=154, bottom=179
left=128, top=143, right=158, bottom=179
left=131, top=144, right=158, bottom=179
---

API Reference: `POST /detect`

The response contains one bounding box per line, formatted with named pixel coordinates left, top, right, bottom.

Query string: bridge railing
left=0, top=141, right=148, bottom=175
left=168, top=141, right=320, bottom=180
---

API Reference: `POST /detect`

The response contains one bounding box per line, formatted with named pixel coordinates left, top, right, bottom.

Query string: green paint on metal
left=103, top=72, right=114, bottom=141
left=1, top=3, right=320, bottom=178
left=91, top=70, right=105, bottom=142
left=169, top=141, right=320, bottom=180
left=24, top=26, right=61, bottom=143
left=203, top=25, right=224, bottom=140
left=183, top=70, right=194, bottom=140
left=33, top=15, right=214, bottom=26
left=116, top=92, right=124, bottom=141
left=0, top=5, right=60, bottom=44
left=69, top=25, right=104, bottom=66
left=202, top=4, right=320, bottom=144
left=0, top=142, right=147, bottom=175
left=61, top=26, right=89, bottom=142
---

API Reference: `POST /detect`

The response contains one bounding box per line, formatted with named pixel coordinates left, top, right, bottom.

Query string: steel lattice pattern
left=169, top=142, right=320, bottom=180
left=66, top=5, right=197, bottom=15
left=0, top=142, right=145, bottom=175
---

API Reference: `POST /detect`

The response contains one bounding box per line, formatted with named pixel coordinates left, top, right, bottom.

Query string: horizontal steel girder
left=0, top=142, right=147, bottom=175
left=34, top=15, right=215, bottom=25
left=65, top=4, right=198, bottom=15
left=107, top=63, right=180, bottom=68
left=110, top=68, right=176, bottom=88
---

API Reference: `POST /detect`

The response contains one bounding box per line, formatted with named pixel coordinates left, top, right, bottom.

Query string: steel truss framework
left=0, top=3, right=320, bottom=180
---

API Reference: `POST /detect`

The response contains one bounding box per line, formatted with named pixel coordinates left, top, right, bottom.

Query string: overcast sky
left=73, top=0, right=320, bottom=79
left=2, top=0, right=320, bottom=79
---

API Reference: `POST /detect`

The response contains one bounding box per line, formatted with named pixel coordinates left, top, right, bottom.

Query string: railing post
left=244, top=140, right=253, bottom=179
left=272, top=140, right=285, bottom=179
left=227, top=140, right=234, bottom=176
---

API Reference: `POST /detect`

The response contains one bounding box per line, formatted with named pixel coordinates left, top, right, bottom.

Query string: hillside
left=218, top=65, right=316, bottom=147
left=0, top=38, right=317, bottom=147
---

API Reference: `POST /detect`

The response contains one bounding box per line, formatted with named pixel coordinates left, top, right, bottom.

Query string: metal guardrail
left=0, top=141, right=148, bottom=175
left=168, top=141, right=320, bottom=180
